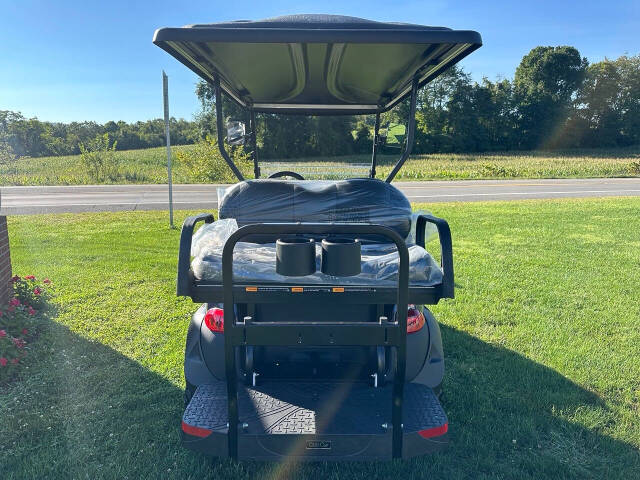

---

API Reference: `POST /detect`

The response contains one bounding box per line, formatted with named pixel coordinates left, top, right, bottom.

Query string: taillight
left=418, top=422, right=448, bottom=438
left=407, top=305, right=425, bottom=334
left=204, top=307, right=224, bottom=333
left=181, top=421, right=212, bottom=438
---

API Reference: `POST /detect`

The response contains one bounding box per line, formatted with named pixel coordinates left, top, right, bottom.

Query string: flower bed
left=0, top=275, right=53, bottom=383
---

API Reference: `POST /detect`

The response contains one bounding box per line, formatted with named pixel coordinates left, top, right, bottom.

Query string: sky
left=1, top=0, right=638, bottom=123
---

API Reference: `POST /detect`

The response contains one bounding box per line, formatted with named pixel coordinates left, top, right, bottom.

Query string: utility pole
left=163, top=70, right=174, bottom=228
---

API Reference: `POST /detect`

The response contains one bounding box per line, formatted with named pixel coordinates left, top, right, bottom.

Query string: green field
left=2, top=198, right=639, bottom=478
left=1, top=145, right=639, bottom=185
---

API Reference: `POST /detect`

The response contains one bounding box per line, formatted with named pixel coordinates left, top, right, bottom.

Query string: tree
left=514, top=46, right=588, bottom=148
left=353, top=121, right=371, bottom=153
left=413, top=67, right=469, bottom=152
left=615, top=55, right=640, bottom=145
left=577, top=59, right=624, bottom=146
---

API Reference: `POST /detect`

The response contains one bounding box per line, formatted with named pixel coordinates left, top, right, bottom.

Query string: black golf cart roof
left=153, top=14, right=482, bottom=115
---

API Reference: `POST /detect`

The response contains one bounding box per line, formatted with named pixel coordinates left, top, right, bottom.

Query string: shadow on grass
left=2, top=319, right=638, bottom=479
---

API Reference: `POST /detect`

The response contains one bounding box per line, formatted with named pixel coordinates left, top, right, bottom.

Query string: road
left=1, top=178, right=639, bottom=215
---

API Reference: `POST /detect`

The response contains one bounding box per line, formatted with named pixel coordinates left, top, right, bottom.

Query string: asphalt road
left=1, top=178, right=639, bottom=215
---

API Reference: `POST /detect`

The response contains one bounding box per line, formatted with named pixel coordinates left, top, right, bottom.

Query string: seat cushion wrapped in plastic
left=191, top=219, right=442, bottom=286
left=218, top=179, right=412, bottom=243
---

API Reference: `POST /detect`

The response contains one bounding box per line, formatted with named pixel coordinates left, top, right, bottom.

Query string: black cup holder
left=276, top=237, right=316, bottom=276
left=321, top=237, right=361, bottom=277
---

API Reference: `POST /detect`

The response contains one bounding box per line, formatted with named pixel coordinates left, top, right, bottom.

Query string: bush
left=0, top=275, right=53, bottom=383
left=79, top=133, right=118, bottom=181
left=13, top=275, right=52, bottom=309
left=175, top=136, right=252, bottom=182
left=0, top=140, right=15, bottom=165
left=629, top=161, right=640, bottom=175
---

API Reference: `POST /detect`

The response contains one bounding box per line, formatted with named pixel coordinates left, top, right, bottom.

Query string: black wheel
left=268, top=170, right=305, bottom=180
left=184, top=381, right=197, bottom=409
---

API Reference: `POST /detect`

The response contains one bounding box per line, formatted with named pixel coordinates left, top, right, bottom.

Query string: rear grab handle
left=177, top=213, right=215, bottom=296
left=416, top=214, right=454, bottom=299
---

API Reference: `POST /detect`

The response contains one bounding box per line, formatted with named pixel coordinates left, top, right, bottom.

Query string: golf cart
left=153, top=14, right=481, bottom=461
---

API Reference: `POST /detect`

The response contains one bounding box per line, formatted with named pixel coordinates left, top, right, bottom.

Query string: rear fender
left=410, top=307, right=444, bottom=390
left=184, top=304, right=221, bottom=386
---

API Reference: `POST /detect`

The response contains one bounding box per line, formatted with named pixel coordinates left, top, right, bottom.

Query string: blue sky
left=1, top=0, right=638, bottom=123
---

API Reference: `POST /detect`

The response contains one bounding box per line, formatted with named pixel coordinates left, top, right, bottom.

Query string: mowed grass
left=1, top=145, right=639, bottom=185
left=2, top=198, right=640, bottom=479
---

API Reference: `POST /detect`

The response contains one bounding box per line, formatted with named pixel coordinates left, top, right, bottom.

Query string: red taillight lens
left=204, top=307, right=224, bottom=333
left=407, top=305, right=425, bottom=334
left=418, top=422, right=448, bottom=438
left=181, top=420, right=212, bottom=438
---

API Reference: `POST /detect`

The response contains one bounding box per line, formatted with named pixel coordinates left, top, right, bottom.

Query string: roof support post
left=249, top=110, right=260, bottom=179
left=214, top=76, right=246, bottom=182
left=370, top=112, right=381, bottom=178
left=385, top=76, right=419, bottom=183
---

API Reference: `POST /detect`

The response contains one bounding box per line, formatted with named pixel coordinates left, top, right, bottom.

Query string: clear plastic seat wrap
left=191, top=219, right=443, bottom=286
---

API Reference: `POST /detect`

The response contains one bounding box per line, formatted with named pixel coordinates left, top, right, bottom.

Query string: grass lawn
left=2, top=198, right=640, bottom=479
left=1, top=145, right=639, bottom=185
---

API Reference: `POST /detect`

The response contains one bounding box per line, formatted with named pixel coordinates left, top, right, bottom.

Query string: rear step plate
left=182, top=380, right=448, bottom=460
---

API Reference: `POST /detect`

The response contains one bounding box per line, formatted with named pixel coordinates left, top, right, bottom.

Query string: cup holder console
left=276, top=237, right=316, bottom=276
left=321, top=237, right=361, bottom=277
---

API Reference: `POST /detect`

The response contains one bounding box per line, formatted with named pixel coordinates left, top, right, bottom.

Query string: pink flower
left=43, top=278, right=51, bottom=284
left=28, top=307, right=36, bottom=316
left=22, top=328, right=28, bottom=335
left=33, top=287, right=41, bottom=295
left=10, top=275, right=20, bottom=283
left=24, top=275, right=36, bottom=280
left=11, top=358, right=18, bottom=364
left=0, top=329, right=6, bottom=338
left=0, top=310, right=3, bottom=317
left=0, top=358, right=7, bottom=366
left=9, top=298, right=20, bottom=307
left=7, top=306, right=15, bottom=313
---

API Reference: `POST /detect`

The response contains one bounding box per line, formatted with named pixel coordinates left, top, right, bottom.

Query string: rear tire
left=184, top=381, right=197, bottom=409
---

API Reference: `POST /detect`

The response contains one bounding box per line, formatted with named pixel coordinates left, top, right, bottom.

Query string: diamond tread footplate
left=183, top=380, right=446, bottom=435
left=182, top=382, right=229, bottom=432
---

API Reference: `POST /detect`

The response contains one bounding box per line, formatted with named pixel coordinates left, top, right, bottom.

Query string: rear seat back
left=219, top=178, right=412, bottom=243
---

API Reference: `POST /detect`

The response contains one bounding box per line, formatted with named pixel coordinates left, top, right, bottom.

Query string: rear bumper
left=181, top=380, right=448, bottom=461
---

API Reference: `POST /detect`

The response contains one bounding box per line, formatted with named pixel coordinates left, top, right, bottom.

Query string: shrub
left=0, top=275, right=53, bottom=383
left=79, top=133, right=118, bottom=181
left=481, top=162, right=516, bottom=177
left=176, top=136, right=252, bottom=182
left=12, top=275, right=52, bottom=309
left=0, top=140, right=15, bottom=165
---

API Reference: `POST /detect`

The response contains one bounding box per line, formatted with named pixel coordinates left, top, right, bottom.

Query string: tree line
left=0, top=113, right=198, bottom=158
left=2, top=46, right=638, bottom=161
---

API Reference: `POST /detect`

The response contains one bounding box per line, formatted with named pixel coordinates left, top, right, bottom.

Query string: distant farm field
left=1, top=145, right=639, bottom=185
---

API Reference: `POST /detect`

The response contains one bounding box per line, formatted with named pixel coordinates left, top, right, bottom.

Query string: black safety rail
left=176, top=214, right=454, bottom=304
left=221, top=223, right=409, bottom=459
